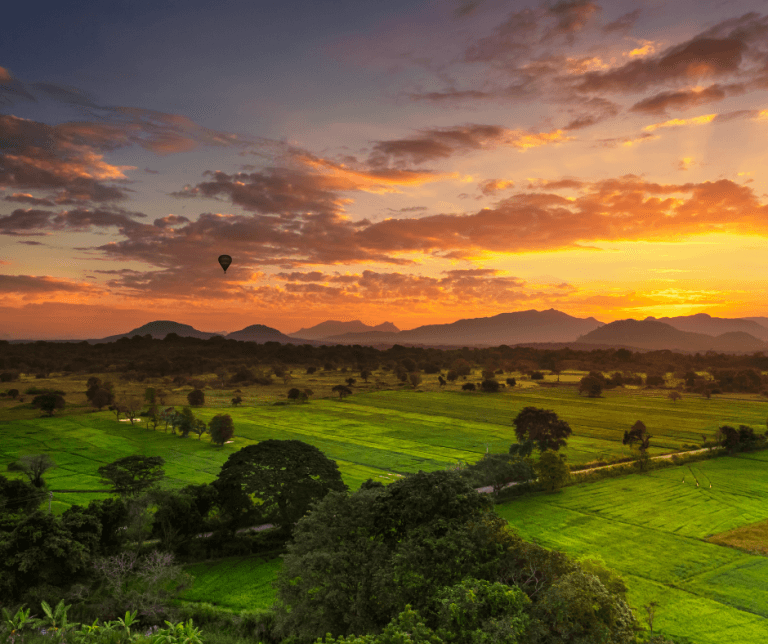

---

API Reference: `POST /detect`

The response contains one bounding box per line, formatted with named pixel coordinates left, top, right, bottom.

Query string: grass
left=494, top=451, right=768, bottom=644
left=3, top=370, right=768, bottom=639
left=179, top=556, right=282, bottom=612
left=2, top=370, right=768, bottom=511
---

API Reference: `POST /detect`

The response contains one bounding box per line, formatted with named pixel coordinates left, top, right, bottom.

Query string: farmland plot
left=495, top=452, right=768, bottom=644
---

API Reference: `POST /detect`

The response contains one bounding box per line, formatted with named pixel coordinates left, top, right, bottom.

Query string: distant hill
left=742, top=317, right=768, bottom=331
left=98, top=320, right=218, bottom=342
left=649, top=313, right=768, bottom=342
left=225, top=324, right=321, bottom=344
left=320, top=309, right=604, bottom=346
left=7, top=320, right=322, bottom=345
left=575, top=319, right=768, bottom=353
left=289, top=319, right=399, bottom=340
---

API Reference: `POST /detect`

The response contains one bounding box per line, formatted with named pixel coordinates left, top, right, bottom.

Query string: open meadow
left=495, top=451, right=768, bottom=644
left=2, top=369, right=768, bottom=513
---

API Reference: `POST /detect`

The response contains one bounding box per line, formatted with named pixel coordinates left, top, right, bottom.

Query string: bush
left=481, top=379, right=500, bottom=393
left=462, top=382, right=476, bottom=391
left=506, top=378, right=516, bottom=387
left=187, top=389, right=205, bottom=407
left=530, top=371, right=545, bottom=380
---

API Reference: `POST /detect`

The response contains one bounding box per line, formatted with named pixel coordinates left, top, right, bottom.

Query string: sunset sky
left=3, top=0, right=768, bottom=339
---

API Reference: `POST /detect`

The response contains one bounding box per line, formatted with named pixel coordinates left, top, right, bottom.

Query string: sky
left=3, top=0, right=768, bottom=339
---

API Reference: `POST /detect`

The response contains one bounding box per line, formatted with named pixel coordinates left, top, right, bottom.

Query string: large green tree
left=209, top=413, right=235, bottom=445
left=272, top=470, right=522, bottom=642
left=528, top=570, right=637, bottom=644
left=510, top=407, right=572, bottom=456
left=0, top=511, right=91, bottom=602
left=213, top=440, right=347, bottom=532
left=97, top=455, right=166, bottom=497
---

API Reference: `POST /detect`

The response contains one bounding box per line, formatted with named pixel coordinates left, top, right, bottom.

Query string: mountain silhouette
left=648, top=313, right=768, bottom=342
left=576, top=319, right=768, bottom=353
left=320, top=309, right=604, bottom=346
left=289, top=319, right=400, bottom=340
left=226, top=324, right=313, bottom=343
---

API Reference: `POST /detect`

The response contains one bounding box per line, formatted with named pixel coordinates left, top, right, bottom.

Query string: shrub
left=462, top=382, right=476, bottom=391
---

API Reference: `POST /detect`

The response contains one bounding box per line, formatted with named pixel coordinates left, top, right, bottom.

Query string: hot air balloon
left=218, top=255, right=232, bottom=273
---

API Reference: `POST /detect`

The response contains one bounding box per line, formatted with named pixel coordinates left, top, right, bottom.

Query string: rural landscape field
left=2, top=361, right=767, bottom=644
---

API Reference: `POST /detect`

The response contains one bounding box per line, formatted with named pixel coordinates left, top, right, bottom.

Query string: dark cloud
left=369, top=124, right=570, bottom=167
left=577, top=37, right=748, bottom=93
left=0, top=274, right=97, bottom=294
left=0, top=207, right=146, bottom=236
left=602, top=9, right=641, bottom=33
left=387, top=206, right=428, bottom=213
left=629, top=83, right=745, bottom=114
left=4, top=193, right=55, bottom=207
left=0, top=66, right=37, bottom=105
left=543, top=1, right=601, bottom=43
left=275, top=271, right=329, bottom=282
left=153, top=214, right=190, bottom=228
left=176, top=168, right=345, bottom=215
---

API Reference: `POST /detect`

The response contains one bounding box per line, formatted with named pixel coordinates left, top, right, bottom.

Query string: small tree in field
left=187, top=388, right=205, bottom=407
left=231, top=395, right=243, bottom=406
left=91, top=388, right=112, bottom=411
left=623, top=420, right=651, bottom=470
left=332, top=385, right=352, bottom=399
left=346, top=377, right=356, bottom=387
left=409, top=372, right=422, bottom=388
left=287, top=388, right=307, bottom=403
left=579, top=376, right=602, bottom=398
left=32, top=393, right=66, bottom=417
left=481, top=379, right=500, bottom=393
left=668, top=391, right=682, bottom=403
left=462, top=382, right=476, bottom=391
left=209, top=414, right=235, bottom=445
left=360, top=369, right=372, bottom=382
left=7, top=454, right=56, bottom=488
left=122, top=394, right=142, bottom=425
left=191, top=418, right=208, bottom=440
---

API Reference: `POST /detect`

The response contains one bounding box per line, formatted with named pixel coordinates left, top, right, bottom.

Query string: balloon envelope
left=218, top=255, right=232, bottom=273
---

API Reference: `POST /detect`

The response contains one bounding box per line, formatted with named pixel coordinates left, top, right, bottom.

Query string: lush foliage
left=213, top=440, right=347, bottom=532
left=98, top=456, right=166, bottom=497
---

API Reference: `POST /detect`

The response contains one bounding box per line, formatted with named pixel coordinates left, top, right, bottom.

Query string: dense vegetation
left=2, top=336, right=768, bottom=644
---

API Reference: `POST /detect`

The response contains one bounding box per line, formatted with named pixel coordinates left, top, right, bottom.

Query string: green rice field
left=179, top=556, right=282, bottom=612
left=2, top=381, right=767, bottom=513
left=495, top=451, right=768, bottom=644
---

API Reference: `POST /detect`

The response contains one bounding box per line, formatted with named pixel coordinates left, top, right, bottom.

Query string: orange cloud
left=643, top=114, right=717, bottom=131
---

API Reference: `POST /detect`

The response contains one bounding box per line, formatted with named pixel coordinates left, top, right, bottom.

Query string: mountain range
left=288, top=320, right=400, bottom=340
left=7, top=311, right=768, bottom=354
